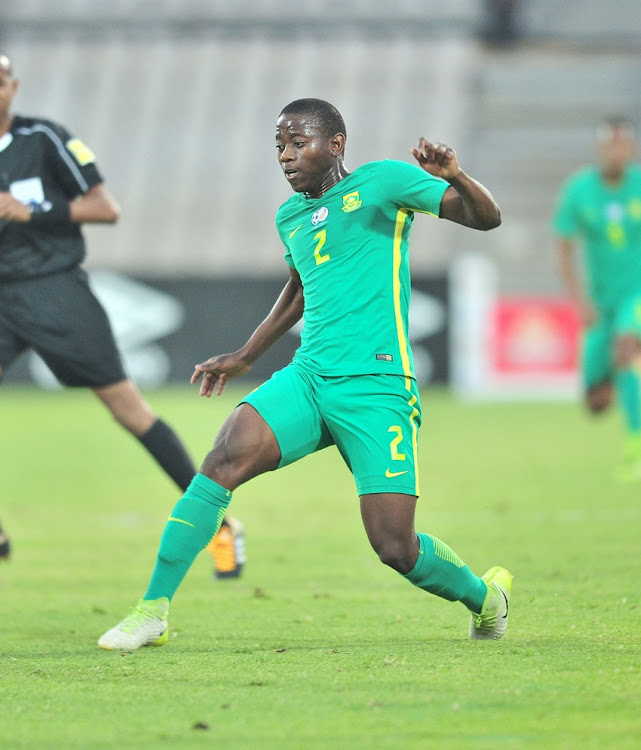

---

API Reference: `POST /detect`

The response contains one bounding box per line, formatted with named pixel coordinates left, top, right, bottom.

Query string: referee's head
left=0, top=51, right=12, bottom=76
left=0, top=51, right=18, bottom=123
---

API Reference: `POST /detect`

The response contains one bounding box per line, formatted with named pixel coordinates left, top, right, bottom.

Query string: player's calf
left=586, top=382, right=613, bottom=414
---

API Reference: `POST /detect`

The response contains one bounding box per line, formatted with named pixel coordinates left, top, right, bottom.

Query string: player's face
left=0, top=63, right=18, bottom=123
left=275, top=114, right=340, bottom=194
left=598, top=126, right=636, bottom=174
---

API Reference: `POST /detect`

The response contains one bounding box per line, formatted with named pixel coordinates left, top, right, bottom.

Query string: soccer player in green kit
left=555, top=117, right=641, bottom=481
left=99, top=98, right=511, bottom=651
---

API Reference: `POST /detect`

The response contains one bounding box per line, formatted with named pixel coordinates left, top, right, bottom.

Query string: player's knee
left=374, top=539, right=415, bottom=574
left=614, top=335, right=641, bottom=369
left=200, top=446, right=247, bottom=491
left=586, top=383, right=612, bottom=414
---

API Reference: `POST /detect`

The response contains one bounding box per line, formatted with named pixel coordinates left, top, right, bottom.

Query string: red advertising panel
left=491, top=298, right=580, bottom=375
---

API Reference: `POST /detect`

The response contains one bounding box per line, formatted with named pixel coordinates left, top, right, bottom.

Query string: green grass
left=1, top=386, right=640, bottom=749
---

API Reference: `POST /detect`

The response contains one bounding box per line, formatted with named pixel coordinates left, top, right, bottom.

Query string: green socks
left=403, top=533, right=487, bottom=613
left=144, top=473, right=232, bottom=601
left=615, top=368, right=641, bottom=434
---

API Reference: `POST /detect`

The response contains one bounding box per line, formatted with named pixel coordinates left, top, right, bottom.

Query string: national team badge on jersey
left=342, top=191, right=362, bottom=213
left=629, top=198, right=641, bottom=220
left=311, top=206, right=329, bottom=225
left=66, top=138, right=96, bottom=166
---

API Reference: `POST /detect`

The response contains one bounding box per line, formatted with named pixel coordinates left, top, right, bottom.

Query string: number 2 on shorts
left=388, top=425, right=406, bottom=462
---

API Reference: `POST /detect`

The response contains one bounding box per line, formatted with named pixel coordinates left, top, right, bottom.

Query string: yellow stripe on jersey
left=404, top=206, right=440, bottom=218
left=408, top=393, right=420, bottom=496
left=393, top=209, right=414, bottom=384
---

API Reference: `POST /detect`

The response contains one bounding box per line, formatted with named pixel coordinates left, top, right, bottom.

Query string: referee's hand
left=0, top=192, right=31, bottom=222
left=191, top=352, right=252, bottom=397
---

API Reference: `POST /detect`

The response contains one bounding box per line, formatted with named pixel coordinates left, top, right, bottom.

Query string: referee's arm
left=0, top=183, right=119, bottom=224
left=68, top=183, right=120, bottom=224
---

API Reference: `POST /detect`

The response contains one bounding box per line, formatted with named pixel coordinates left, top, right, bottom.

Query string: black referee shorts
left=0, top=267, right=127, bottom=387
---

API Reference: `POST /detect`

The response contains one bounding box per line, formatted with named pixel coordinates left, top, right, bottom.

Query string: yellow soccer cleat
left=469, top=566, right=513, bottom=640
left=98, top=598, right=169, bottom=651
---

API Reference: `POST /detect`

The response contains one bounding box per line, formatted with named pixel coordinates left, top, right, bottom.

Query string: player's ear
left=329, top=133, right=346, bottom=157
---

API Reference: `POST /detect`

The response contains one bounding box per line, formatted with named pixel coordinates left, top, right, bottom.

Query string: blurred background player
left=554, top=117, right=641, bottom=481
left=99, top=98, right=511, bottom=652
left=0, top=519, right=9, bottom=560
left=0, top=51, right=243, bottom=574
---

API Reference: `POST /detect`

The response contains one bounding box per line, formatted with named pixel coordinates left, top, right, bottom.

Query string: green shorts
left=241, top=362, right=422, bottom=497
left=583, top=291, right=641, bottom=388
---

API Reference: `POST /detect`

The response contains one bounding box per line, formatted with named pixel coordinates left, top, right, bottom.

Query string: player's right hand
left=191, top=352, right=253, bottom=397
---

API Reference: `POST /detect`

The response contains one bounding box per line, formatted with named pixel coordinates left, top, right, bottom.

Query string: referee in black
left=0, top=51, right=242, bottom=573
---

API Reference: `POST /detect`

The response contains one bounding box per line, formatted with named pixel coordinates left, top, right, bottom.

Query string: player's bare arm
left=557, top=237, right=597, bottom=326
left=192, top=267, right=304, bottom=397
left=410, top=137, right=501, bottom=230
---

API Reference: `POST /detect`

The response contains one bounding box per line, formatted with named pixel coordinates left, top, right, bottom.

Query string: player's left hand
left=0, top=192, right=31, bottom=222
left=410, top=138, right=461, bottom=181
left=191, top=351, right=253, bottom=397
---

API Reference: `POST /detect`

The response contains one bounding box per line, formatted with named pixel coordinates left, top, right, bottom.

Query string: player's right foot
left=0, top=520, right=10, bottom=561
left=469, top=566, right=513, bottom=640
left=98, top=598, right=169, bottom=651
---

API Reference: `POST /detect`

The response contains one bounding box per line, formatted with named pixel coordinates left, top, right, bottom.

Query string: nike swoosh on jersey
left=385, top=469, right=409, bottom=478
left=289, top=224, right=303, bottom=239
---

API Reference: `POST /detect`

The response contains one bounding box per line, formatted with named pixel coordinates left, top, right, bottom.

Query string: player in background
left=0, top=519, right=9, bottom=560
left=100, top=97, right=511, bottom=651
left=0, top=51, right=243, bottom=575
left=554, top=117, right=641, bottom=482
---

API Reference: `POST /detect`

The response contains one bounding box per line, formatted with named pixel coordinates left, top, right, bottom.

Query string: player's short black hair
left=598, top=115, right=636, bottom=140
left=279, top=98, right=347, bottom=140
left=0, top=51, right=12, bottom=75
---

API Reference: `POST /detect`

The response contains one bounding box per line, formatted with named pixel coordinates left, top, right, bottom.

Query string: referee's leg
left=93, top=379, right=197, bottom=493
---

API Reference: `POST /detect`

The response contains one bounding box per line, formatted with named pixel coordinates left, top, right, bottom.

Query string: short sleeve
left=552, top=177, right=580, bottom=238
left=41, top=119, right=103, bottom=198
left=275, top=205, right=297, bottom=269
left=378, top=160, right=449, bottom=217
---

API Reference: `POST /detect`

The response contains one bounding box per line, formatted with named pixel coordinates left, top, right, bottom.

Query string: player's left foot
left=614, top=435, right=641, bottom=483
left=469, top=566, right=513, bottom=641
left=0, top=520, right=10, bottom=561
left=98, top=598, right=169, bottom=651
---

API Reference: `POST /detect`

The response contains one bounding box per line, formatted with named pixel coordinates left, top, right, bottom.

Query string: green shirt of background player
left=99, top=98, right=513, bottom=652
left=554, top=117, right=641, bottom=481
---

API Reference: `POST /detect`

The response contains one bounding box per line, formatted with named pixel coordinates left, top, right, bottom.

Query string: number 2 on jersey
left=314, top=229, right=330, bottom=265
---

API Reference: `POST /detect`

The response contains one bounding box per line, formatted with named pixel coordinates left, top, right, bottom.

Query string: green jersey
left=553, top=164, right=641, bottom=310
left=276, top=159, right=449, bottom=378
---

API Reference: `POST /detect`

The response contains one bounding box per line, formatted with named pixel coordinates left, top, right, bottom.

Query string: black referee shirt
left=0, top=115, right=103, bottom=281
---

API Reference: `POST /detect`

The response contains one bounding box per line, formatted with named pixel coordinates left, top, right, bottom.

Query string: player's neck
left=601, top=165, right=626, bottom=186
left=0, top=113, right=12, bottom=138
left=305, top=164, right=350, bottom=199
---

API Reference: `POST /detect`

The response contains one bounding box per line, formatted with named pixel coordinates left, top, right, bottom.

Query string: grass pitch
left=1, top=385, right=640, bottom=749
